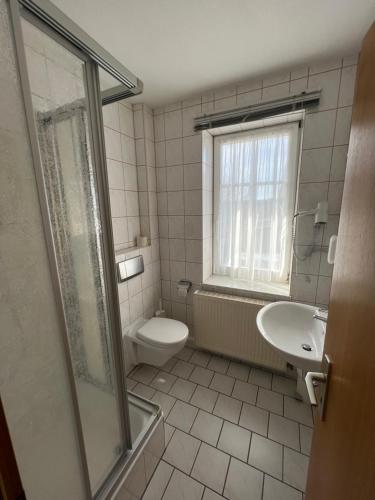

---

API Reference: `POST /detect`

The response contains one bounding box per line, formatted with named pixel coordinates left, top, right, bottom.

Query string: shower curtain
left=37, top=102, right=113, bottom=390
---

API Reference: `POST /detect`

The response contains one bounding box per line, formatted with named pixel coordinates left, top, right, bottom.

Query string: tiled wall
left=103, top=100, right=140, bottom=250
left=105, top=103, right=161, bottom=373
left=152, top=55, right=358, bottom=335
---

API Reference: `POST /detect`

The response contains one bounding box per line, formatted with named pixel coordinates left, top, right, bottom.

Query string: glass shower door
left=21, top=17, right=128, bottom=495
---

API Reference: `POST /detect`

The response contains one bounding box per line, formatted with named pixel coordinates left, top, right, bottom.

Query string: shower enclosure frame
left=8, top=0, right=141, bottom=498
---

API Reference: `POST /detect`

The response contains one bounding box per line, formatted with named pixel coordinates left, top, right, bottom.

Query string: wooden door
left=305, top=22, right=375, bottom=500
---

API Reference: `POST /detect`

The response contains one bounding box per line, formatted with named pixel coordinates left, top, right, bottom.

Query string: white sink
left=256, top=301, right=326, bottom=371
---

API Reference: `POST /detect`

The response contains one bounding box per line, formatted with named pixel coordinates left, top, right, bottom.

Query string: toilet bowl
left=123, top=317, right=189, bottom=367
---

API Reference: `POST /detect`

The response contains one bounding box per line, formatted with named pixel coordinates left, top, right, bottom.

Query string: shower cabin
left=8, top=0, right=162, bottom=498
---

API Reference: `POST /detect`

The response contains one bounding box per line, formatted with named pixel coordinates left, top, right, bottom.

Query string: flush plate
left=117, top=255, right=144, bottom=282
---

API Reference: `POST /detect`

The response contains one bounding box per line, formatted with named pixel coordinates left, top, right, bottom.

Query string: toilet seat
left=136, top=317, right=188, bottom=348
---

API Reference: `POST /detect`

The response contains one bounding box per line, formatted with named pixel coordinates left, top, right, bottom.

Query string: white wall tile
left=184, top=163, right=202, bottom=190
left=109, top=189, right=126, bottom=217
left=121, top=134, right=136, bottom=165
left=102, top=102, right=120, bottom=130
left=308, top=69, right=340, bottom=110
left=237, top=78, right=262, bottom=94
left=167, top=191, right=184, bottom=215
left=334, top=106, right=352, bottom=145
left=169, top=215, right=185, bottom=238
left=328, top=181, right=344, bottom=214
left=290, top=274, right=318, bottom=303
left=330, top=145, right=348, bottom=181
left=236, top=89, right=262, bottom=106
left=309, top=58, right=342, bottom=75
left=339, top=65, right=357, bottom=107
left=183, top=135, right=202, bottom=164
left=169, top=239, right=186, bottom=262
left=214, top=95, right=236, bottom=112
left=184, top=190, right=202, bottom=215
left=166, top=138, right=183, bottom=166
left=303, top=110, right=336, bottom=149
left=183, top=104, right=201, bottom=137
left=185, top=216, right=202, bottom=239
left=300, top=148, right=331, bottom=183
left=165, top=110, right=183, bottom=140
left=290, top=77, right=308, bottom=94
left=297, top=182, right=328, bottom=211
left=119, top=104, right=135, bottom=137
left=166, top=165, right=183, bottom=191
left=154, top=113, right=165, bottom=141
left=107, top=159, right=124, bottom=189
left=104, top=127, right=122, bottom=161
left=262, top=82, right=290, bottom=101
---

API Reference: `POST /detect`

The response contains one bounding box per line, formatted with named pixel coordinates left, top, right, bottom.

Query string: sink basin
left=256, top=301, right=326, bottom=371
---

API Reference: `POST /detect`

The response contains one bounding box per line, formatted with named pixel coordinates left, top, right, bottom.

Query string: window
left=213, top=123, right=299, bottom=290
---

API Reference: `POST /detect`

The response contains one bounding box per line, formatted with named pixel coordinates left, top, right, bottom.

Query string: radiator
left=193, top=290, right=286, bottom=372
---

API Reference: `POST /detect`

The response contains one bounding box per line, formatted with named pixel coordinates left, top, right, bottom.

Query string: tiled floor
left=128, top=347, right=313, bottom=500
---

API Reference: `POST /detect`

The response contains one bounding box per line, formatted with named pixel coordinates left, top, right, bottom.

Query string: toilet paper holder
left=177, top=280, right=192, bottom=296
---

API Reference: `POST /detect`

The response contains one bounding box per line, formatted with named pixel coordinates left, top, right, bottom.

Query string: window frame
left=211, top=121, right=301, bottom=294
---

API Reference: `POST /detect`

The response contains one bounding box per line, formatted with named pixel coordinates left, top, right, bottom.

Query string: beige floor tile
left=150, top=371, right=177, bottom=393
left=132, top=364, right=159, bottom=384
left=164, top=423, right=175, bottom=447
left=209, top=373, right=235, bottom=395
left=249, top=367, right=272, bottom=389
left=175, top=346, right=194, bottom=361
left=248, top=433, right=283, bottom=479
left=224, top=457, right=263, bottom=500
left=191, top=443, right=230, bottom=494
left=190, top=350, right=212, bottom=367
left=213, top=394, right=242, bottom=424
left=284, top=396, right=313, bottom=426
left=268, top=414, right=300, bottom=451
left=189, top=366, right=215, bottom=387
left=239, top=403, right=269, bottom=436
left=283, top=448, right=309, bottom=492
left=217, top=421, right=251, bottom=461
left=190, top=410, right=223, bottom=446
left=272, top=375, right=297, bottom=396
left=169, top=377, right=197, bottom=402
left=227, top=361, right=250, bottom=382
left=161, top=357, right=178, bottom=372
left=166, top=400, right=198, bottom=432
left=257, top=388, right=283, bottom=415
left=207, top=355, right=229, bottom=374
left=171, top=360, right=195, bottom=379
left=190, top=385, right=219, bottom=412
left=232, top=380, right=258, bottom=404
left=163, top=469, right=204, bottom=500
left=300, top=425, right=313, bottom=456
left=163, top=429, right=200, bottom=474
left=263, top=475, right=302, bottom=500
left=142, top=460, right=173, bottom=500
left=203, top=488, right=226, bottom=500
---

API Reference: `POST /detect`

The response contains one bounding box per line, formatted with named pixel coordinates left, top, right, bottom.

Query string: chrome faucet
left=313, top=307, right=328, bottom=323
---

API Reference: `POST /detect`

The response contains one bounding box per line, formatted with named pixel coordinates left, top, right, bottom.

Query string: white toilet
left=123, top=317, right=189, bottom=367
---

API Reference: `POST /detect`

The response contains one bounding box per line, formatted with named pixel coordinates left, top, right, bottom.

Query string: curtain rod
left=194, top=90, right=321, bottom=131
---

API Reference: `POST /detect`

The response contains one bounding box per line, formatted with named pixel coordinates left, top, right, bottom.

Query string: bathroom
left=1, top=0, right=374, bottom=499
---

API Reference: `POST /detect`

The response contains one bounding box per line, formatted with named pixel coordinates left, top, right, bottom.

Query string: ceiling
left=52, top=0, right=375, bottom=107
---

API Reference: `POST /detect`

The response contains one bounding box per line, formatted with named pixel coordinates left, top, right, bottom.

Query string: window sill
left=202, top=275, right=290, bottom=301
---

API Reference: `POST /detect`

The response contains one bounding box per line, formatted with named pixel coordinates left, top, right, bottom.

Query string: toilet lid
left=136, top=317, right=188, bottom=348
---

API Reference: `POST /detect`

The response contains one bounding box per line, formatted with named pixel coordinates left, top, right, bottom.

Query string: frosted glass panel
left=21, top=18, right=124, bottom=494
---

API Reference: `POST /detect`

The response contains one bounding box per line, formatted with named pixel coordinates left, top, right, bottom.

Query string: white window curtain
left=213, top=123, right=299, bottom=284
